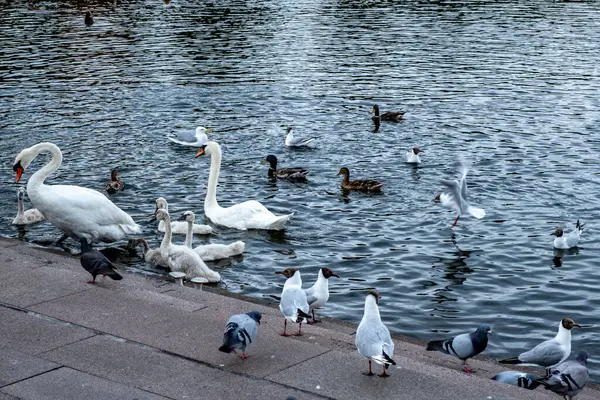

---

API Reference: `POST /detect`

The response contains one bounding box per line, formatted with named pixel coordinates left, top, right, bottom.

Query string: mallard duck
left=372, top=104, right=405, bottom=122
left=336, top=167, right=383, bottom=192
left=264, top=155, right=309, bottom=182
left=105, top=168, right=124, bottom=193
left=85, top=11, right=94, bottom=26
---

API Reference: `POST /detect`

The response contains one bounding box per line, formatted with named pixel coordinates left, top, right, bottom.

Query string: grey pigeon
left=79, top=237, right=122, bottom=284
left=492, top=371, right=543, bottom=390
left=426, top=324, right=492, bottom=373
left=356, top=290, right=396, bottom=377
left=537, top=351, right=589, bottom=400
left=499, top=318, right=581, bottom=374
left=218, top=311, right=261, bottom=359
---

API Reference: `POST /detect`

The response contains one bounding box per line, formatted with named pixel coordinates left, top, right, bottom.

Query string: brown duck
left=105, top=168, right=124, bottom=193
left=372, top=104, right=405, bottom=122
left=336, top=167, right=383, bottom=192
left=265, top=155, right=309, bottom=182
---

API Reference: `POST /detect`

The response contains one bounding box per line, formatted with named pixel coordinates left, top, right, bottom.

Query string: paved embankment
left=0, top=237, right=597, bottom=400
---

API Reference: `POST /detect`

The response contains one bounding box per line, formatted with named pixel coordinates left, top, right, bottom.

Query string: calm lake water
left=1, top=0, right=599, bottom=381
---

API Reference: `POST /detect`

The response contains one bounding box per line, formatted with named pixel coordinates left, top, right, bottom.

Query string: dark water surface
left=1, top=0, right=599, bottom=381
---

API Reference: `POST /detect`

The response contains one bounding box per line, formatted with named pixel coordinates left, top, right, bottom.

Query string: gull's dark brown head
left=412, top=147, right=422, bottom=154
left=322, top=268, right=340, bottom=279
left=275, top=268, right=297, bottom=279
left=562, top=317, right=581, bottom=330
left=367, top=290, right=381, bottom=305
left=551, top=228, right=564, bottom=237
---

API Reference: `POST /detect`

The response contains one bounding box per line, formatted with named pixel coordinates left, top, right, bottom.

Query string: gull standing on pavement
left=356, top=290, right=396, bottom=377
left=276, top=268, right=311, bottom=336
left=304, top=267, right=340, bottom=323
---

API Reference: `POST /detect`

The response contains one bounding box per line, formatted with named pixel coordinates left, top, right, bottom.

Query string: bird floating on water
left=12, top=187, right=45, bottom=225
left=285, top=127, right=315, bottom=147
left=336, top=167, right=383, bottom=192
left=552, top=220, right=584, bottom=249
left=85, top=11, right=94, bottom=26
left=405, top=147, right=423, bottom=164
left=105, top=168, right=124, bottom=194
left=167, top=126, right=212, bottom=147
left=264, top=155, right=309, bottom=182
left=371, top=104, right=405, bottom=122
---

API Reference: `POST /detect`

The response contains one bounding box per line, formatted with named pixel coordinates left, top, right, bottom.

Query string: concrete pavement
left=0, top=237, right=597, bottom=400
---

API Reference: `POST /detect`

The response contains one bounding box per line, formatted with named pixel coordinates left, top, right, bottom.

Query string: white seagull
left=435, top=159, right=485, bottom=227
left=499, top=317, right=582, bottom=375
left=167, top=126, right=212, bottom=147
left=552, top=220, right=584, bottom=249
left=285, top=127, right=315, bottom=147
left=275, top=268, right=311, bottom=336
left=405, top=147, right=423, bottom=164
left=355, top=290, right=396, bottom=377
left=304, top=268, right=340, bottom=323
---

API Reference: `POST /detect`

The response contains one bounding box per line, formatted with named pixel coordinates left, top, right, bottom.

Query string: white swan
left=155, top=197, right=212, bottom=235
left=167, top=126, right=212, bottom=147
left=154, top=209, right=221, bottom=282
left=179, top=210, right=245, bottom=261
left=12, top=187, right=45, bottom=225
left=194, top=141, right=294, bottom=230
left=12, top=142, right=140, bottom=242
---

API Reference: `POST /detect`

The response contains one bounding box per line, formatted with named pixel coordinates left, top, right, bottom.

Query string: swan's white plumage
left=197, top=141, right=293, bottom=230
left=180, top=210, right=245, bottom=261
left=13, top=142, right=140, bottom=242
left=12, top=187, right=45, bottom=225
left=155, top=209, right=221, bottom=282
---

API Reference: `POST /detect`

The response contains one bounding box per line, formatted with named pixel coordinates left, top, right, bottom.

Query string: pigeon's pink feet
left=463, top=365, right=473, bottom=374
left=87, top=280, right=97, bottom=284
left=239, top=352, right=249, bottom=360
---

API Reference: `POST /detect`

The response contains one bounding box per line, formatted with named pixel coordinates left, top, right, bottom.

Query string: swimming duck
left=264, top=155, right=309, bottom=182
left=372, top=104, right=405, bottom=122
left=105, top=169, right=125, bottom=193
left=336, top=167, right=383, bottom=192
left=85, top=11, right=94, bottom=26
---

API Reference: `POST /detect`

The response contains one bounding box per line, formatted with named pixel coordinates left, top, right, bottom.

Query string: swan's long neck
left=205, top=142, right=221, bottom=210
left=27, top=143, right=62, bottom=194
left=363, top=296, right=381, bottom=322
left=184, top=218, right=193, bottom=248
left=17, top=195, right=24, bottom=216
left=160, top=217, right=173, bottom=251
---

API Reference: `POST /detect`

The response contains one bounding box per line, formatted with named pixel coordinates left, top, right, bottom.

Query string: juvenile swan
left=155, top=197, right=212, bottom=235
left=12, top=187, right=45, bottom=225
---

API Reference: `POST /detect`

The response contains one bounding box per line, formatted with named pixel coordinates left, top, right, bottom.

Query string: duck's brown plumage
left=336, top=167, right=383, bottom=192
left=105, top=169, right=124, bottom=193
left=372, top=104, right=405, bottom=122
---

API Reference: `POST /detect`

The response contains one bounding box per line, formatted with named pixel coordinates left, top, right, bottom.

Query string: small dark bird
left=218, top=311, right=262, bottom=359
left=336, top=167, right=383, bottom=192
left=105, top=168, right=124, bottom=193
left=264, top=155, right=309, bottom=182
left=372, top=104, right=405, bottom=122
left=80, top=237, right=123, bottom=284
left=426, top=324, right=492, bottom=373
left=85, top=11, right=94, bottom=26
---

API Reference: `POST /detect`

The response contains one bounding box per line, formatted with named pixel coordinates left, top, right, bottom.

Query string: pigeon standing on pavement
left=537, top=350, right=589, bottom=400
left=218, top=312, right=262, bottom=359
left=276, top=268, right=311, bottom=336
left=79, top=237, right=123, bottom=284
left=499, top=318, right=581, bottom=375
left=426, top=324, right=492, bottom=373
left=492, top=371, right=543, bottom=390
left=355, top=290, right=396, bottom=377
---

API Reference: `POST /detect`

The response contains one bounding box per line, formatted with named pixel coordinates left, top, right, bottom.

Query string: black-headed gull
left=218, top=311, right=261, bottom=360
left=167, top=126, right=211, bottom=147
left=304, top=268, right=340, bottom=323
left=275, top=268, right=311, bottom=336
left=285, top=127, right=315, bottom=147
left=426, top=324, right=491, bottom=373
left=405, top=147, right=423, bottom=164
left=355, top=290, right=396, bottom=377
left=435, top=159, right=485, bottom=227
left=499, top=317, right=581, bottom=375
left=552, top=220, right=585, bottom=249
